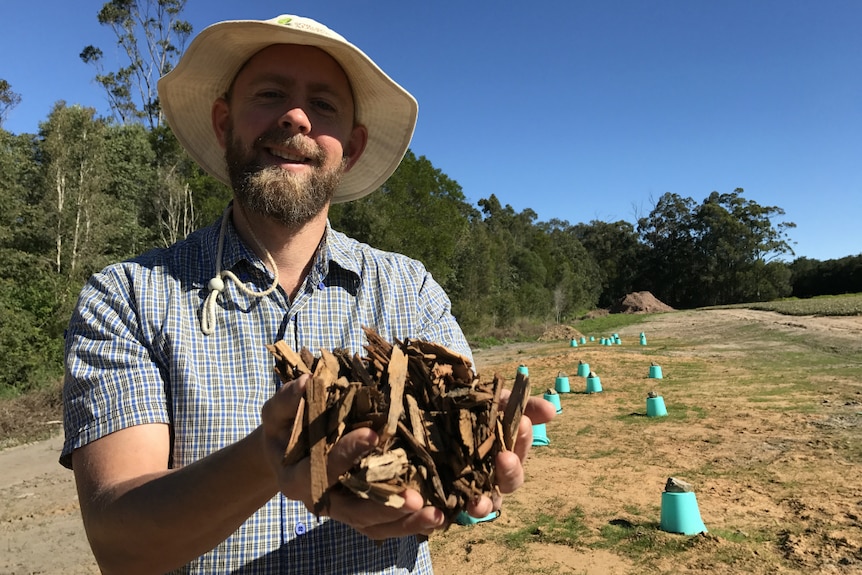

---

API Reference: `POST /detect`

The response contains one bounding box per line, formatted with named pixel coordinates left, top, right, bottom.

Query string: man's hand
left=261, top=374, right=557, bottom=535
left=464, top=391, right=557, bottom=518
left=260, top=374, right=447, bottom=539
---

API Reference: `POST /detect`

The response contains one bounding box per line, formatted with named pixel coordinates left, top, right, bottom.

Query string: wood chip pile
left=266, top=328, right=531, bottom=522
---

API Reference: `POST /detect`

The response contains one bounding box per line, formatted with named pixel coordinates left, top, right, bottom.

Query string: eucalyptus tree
left=0, top=128, right=63, bottom=394
left=80, top=1, right=205, bottom=243
left=80, top=0, right=191, bottom=129
left=573, top=219, right=644, bottom=307
left=638, top=189, right=794, bottom=308
left=693, top=190, right=794, bottom=304
left=329, top=150, right=472, bottom=290
left=540, top=219, right=602, bottom=321
left=0, top=79, right=22, bottom=129
left=39, top=103, right=109, bottom=283
left=637, top=192, right=700, bottom=307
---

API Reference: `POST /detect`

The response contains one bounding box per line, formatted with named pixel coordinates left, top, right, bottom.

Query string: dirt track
left=2, top=309, right=861, bottom=574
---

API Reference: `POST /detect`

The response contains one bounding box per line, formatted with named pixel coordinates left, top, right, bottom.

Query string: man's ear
left=344, top=124, right=368, bottom=172
left=212, top=97, right=230, bottom=149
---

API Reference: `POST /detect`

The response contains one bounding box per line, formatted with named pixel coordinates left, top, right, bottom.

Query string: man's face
left=214, top=44, right=366, bottom=227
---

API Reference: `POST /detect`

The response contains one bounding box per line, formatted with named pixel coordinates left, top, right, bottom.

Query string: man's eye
left=258, top=90, right=283, bottom=99
left=313, top=100, right=337, bottom=113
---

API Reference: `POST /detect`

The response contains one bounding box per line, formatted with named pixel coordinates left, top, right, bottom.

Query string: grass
left=573, top=313, right=658, bottom=338
left=708, top=292, right=862, bottom=316
left=500, top=506, right=591, bottom=549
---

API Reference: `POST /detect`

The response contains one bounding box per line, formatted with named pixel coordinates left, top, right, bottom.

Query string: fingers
left=525, top=395, right=557, bottom=425
left=465, top=495, right=495, bottom=518
left=325, top=427, right=378, bottom=483
left=495, top=449, right=525, bottom=494
left=326, top=487, right=443, bottom=539
left=260, top=374, right=308, bottom=441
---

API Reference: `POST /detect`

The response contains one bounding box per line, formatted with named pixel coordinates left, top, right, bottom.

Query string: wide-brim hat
left=158, top=14, right=418, bottom=203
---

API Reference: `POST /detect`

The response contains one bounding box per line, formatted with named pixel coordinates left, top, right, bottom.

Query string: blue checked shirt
left=61, top=210, right=472, bottom=574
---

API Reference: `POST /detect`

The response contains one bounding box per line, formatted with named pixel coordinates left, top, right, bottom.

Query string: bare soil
left=2, top=309, right=861, bottom=574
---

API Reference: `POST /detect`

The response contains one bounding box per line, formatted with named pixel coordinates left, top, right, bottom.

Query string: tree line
left=2, top=105, right=859, bottom=397
left=1, top=0, right=859, bottom=397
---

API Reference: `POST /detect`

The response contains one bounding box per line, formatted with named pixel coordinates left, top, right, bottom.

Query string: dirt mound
left=538, top=324, right=585, bottom=341
left=611, top=291, right=675, bottom=314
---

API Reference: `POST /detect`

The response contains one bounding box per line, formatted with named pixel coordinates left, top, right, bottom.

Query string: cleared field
left=432, top=308, right=862, bottom=575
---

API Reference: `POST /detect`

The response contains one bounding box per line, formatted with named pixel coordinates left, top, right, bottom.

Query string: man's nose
left=278, top=107, right=311, bottom=134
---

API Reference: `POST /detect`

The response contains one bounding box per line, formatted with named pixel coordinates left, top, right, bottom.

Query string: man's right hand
left=260, top=374, right=447, bottom=539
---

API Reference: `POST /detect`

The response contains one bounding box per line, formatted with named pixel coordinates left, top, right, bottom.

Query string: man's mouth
left=267, top=148, right=312, bottom=164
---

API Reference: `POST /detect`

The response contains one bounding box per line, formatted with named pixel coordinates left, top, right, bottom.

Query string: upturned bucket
left=569, top=338, right=578, bottom=347
left=576, top=362, right=590, bottom=378
left=554, top=373, right=570, bottom=394
left=660, top=492, right=707, bottom=535
left=544, top=390, right=563, bottom=413
left=646, top=396, right=668, bottom=417
left=454, top=509, right=500, bottom=525
left=586, top=374, right=603, bottom=393
left=532, top=423, right=550, bottom=446
left=649, top=365, right=663, bottom=379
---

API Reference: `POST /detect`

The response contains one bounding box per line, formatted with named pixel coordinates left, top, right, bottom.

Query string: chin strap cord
left=201, top=204, right=280, bottom=336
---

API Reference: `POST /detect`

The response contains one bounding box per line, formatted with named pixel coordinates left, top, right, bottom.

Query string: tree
left=0, top=79, right=22, bottom=129
left=329, top=150, right=472, bottom=289
left=38, top=103, right=110, bottom=305
left=0, top=128, right=64, bottom=394
left=80, top=0, right=192, bottom=129
left=693, top=190, right=794, bottom=304
left=638, top=189, right=794, bottom=308
left=637, top=192, right=699, bottom=307
left=573, top=219, right=644, bottom=307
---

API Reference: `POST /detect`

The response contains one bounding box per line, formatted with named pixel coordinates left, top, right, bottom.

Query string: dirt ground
left=2, top=309, right=860, bottom=574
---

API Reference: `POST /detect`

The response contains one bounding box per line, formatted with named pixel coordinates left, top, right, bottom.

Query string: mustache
left=254, top=130, right=325, bottom=164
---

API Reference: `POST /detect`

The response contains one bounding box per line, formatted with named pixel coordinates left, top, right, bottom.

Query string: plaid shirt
left=62, top=210, right=471, bottom=574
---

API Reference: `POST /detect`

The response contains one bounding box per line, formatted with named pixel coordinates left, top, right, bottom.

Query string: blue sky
left=2, top=0, right=860, bottom=262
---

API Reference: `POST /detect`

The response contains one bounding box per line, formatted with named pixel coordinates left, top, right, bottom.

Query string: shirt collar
left=210, top=207, right=360, bottom=289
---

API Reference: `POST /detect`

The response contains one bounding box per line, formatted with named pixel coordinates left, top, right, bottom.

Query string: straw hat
left=157, top=15, right=418, bottom=203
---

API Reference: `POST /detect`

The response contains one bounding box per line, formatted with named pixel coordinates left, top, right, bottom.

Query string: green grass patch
left=574, top=313, right=659, bottom=338
left=500, top=506, right=590, bottom=549
left=593, top=519, right=693, bottom=559
left=708, top=293, right=862, bottom=316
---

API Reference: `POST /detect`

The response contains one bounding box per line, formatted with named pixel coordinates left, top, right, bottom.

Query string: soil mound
left=538, top=324, right=585, bottom=341
left=611, top=291, right=675, bottom=314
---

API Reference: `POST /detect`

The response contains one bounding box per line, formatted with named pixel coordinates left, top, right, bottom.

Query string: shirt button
left=295, top=522, right=306, bottom=536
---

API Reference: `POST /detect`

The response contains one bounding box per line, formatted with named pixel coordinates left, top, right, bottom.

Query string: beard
left=224, top=124, right=347, bottom=228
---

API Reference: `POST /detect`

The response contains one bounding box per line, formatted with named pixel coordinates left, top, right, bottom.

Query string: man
left=61, top=14, right=555, bottom=574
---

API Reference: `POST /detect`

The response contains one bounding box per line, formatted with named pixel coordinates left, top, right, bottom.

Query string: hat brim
left=157, top=16, right=418, bottom=203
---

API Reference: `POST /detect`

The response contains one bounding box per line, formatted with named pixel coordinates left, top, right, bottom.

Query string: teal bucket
left=640, top=335, right=648, bottom=346
left=569, top=338, right=578, bottom=347
left=586, top=375, right=603, bottom=393
left=517, top=364, right=529, bottom=376
left=580, top=336, right=587, bottom=344
left=454, top=509, right=500, bottom=526
left=577, top=362, right=590, bottom=378
left=660, top=492, right=707, bottom=535
left=590, top=336, right=595, bottom=342
left=544, top=391, right=563, bottom=413
left=532, top=423, right=550, bottom=446
left=649, top=365, right=663, bottom=379
left=646, top=396, right=668, bottom=417
left=554, top=375, right=571, bottom=394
